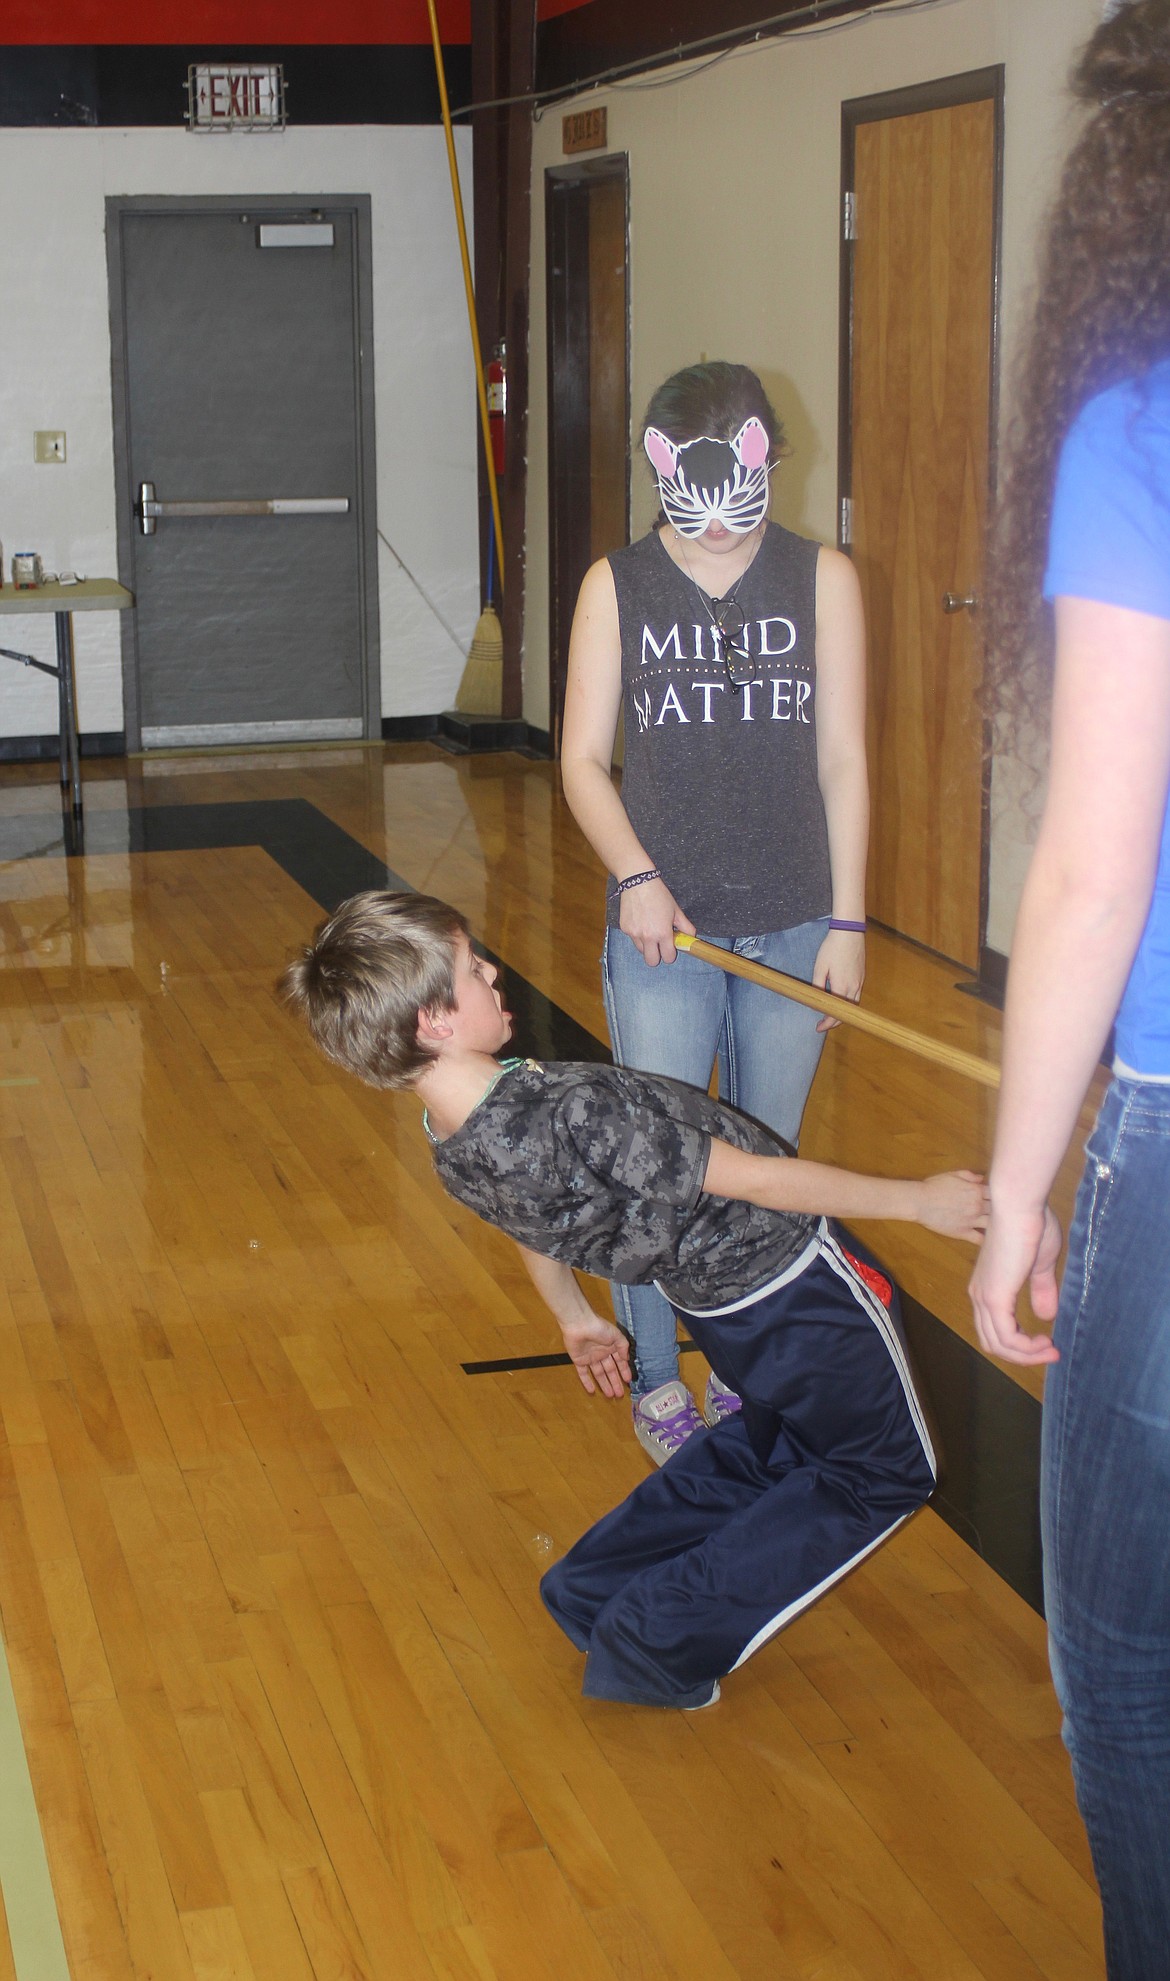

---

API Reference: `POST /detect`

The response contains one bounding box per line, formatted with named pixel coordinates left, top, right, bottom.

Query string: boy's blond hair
left=279, top=890, right=468, bottom=1088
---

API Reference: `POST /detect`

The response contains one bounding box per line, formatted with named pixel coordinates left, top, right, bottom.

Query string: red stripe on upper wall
left=536, top=0, right=597, bottom=17
left=0, top=0, right=470, bottom=43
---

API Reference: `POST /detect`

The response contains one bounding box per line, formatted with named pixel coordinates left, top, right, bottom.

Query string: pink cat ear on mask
left=731, top=418, right=770, bottom=471
left=645, top=420, right=770, bottom=476
left=643, top=428, right=680, bottom=477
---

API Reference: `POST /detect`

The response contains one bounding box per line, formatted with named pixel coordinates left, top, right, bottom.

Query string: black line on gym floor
left=463, top=1340, right=704, bottom=1375
left=1, top=793, right=1043, bottom=1615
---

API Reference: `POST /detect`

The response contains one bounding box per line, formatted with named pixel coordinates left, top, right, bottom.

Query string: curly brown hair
left=986, top=0, right=1170, bottom=753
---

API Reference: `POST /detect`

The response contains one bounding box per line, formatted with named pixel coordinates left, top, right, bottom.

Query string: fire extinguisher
left=486, top=339, right=507, bottom=477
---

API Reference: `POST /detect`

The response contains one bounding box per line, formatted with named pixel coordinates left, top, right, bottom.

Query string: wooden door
left=844, top=80, right=999, bottom=969
left=546, top=158, right=630, bottom=753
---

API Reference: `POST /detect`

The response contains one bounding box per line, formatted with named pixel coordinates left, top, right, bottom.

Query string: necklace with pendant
left=674, top=525, right=763, bottom=683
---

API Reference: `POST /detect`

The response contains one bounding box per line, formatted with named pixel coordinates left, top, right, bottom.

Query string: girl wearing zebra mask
left=561, top=360, right=868, bottom=1464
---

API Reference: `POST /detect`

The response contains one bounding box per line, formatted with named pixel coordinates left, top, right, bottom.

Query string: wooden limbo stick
left=673, top=932, right=1001, bottom=1090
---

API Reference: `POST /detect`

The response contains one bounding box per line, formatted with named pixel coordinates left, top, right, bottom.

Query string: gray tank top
left=606, top=523, right=832, bottom=936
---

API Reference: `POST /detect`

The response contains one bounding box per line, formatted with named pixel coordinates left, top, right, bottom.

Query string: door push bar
left=137, top=480, right=350, bottom=535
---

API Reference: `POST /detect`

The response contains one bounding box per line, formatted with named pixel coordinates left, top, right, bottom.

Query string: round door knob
left=943, top=591, right=980, bottom=614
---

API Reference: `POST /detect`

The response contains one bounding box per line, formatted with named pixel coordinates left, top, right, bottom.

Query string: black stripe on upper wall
left=0, top=44, right=471, bottom=126
left=534, top=0, right=900, bottom=97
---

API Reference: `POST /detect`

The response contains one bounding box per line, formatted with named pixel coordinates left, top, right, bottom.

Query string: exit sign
left=562, top=107, right=607, bottom=155
left=186, top=64, right=287, bottom=132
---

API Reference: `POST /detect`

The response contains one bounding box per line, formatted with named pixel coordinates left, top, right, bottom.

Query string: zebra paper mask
left=643, top=418, right=772, bottom=537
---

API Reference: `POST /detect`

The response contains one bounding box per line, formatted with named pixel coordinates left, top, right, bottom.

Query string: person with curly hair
left=970, top=3, right=1170, bottom=1969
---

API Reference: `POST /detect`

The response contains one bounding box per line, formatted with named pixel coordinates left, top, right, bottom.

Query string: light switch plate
left=34, top=431, right=66, bottom=464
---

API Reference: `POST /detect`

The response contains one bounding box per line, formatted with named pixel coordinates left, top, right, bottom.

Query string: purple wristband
left=828, top=918, right=866, bottom=934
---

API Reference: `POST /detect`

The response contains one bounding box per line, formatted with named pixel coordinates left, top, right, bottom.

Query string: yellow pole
left=425, top=0, right=506, bottom=581
left=673, top=932, right=1001, bottom=1090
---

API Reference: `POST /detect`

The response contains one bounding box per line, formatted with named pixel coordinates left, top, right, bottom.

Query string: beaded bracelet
left=828, top=918, right=867, bottom=934
left=615, top=868, right=662, bottom=893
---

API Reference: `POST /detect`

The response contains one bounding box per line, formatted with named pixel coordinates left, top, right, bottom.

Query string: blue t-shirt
left=1044, top=360, right=1170, bottom=1075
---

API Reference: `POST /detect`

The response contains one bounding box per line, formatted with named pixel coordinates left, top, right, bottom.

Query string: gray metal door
left=109, top=198, right=378, bottom=749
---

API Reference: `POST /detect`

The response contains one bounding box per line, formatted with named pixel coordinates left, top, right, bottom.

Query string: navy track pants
left=541, top=1224, right=937, bottom=1708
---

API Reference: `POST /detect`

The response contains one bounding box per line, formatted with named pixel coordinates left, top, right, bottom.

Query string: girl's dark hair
left=641, top=362, right=789, bottom=466
left=986, top=0, right=1170, bottom=750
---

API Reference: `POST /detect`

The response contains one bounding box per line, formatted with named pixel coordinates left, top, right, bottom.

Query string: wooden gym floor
left=0, top=744, right=1106, bottom=1980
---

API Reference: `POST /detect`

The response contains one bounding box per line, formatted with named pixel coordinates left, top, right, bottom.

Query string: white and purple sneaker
left=703, top=1372, right=743, bottom=1428
left=632, top=1381, right=707, bottom=1466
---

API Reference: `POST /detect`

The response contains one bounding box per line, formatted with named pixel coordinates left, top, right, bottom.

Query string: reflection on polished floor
left=0, top=746, right=1104, bottom=1980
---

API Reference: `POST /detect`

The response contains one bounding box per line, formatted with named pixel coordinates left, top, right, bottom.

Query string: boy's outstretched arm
left=703, top=1142, right=989, bottom=1241
left=517, top=1245, right=632, bottom=1398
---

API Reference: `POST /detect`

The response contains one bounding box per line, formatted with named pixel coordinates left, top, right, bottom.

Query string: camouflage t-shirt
left=429, top=1060, right=818, bottom=1310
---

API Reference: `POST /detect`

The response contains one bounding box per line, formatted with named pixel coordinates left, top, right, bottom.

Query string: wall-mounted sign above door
left=562, top=107, right=607, bottom=155
left=186, top=65, right=287, bottom=132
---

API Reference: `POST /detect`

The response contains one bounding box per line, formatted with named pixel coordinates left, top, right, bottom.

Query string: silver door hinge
left=843, top=190, right=857, bottom=242
left=840, top=495, right=853, bottom=547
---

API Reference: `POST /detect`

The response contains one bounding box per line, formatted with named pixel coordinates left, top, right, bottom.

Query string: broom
left=455, top=522, right=504, bottom=714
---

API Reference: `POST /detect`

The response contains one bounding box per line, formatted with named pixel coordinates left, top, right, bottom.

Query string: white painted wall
left=0, top=122, right=478, bottom=736
left=525, top=0, right=1102, bottom=956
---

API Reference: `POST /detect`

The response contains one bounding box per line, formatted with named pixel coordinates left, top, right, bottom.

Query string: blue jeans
left=602, top=918, right=828, bottom=1395
left=1042, top=1077, right=1170, bottom=1978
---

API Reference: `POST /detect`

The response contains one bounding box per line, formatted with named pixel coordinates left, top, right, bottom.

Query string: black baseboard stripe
left=0, top=731, right=125, bottom=764
left=381, top=713, right=553, bottom=758
left=0, top=724, right=549, bottom=764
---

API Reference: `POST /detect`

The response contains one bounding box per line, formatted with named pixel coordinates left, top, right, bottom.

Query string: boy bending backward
left=281, top=892, right=987, bottom=1711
